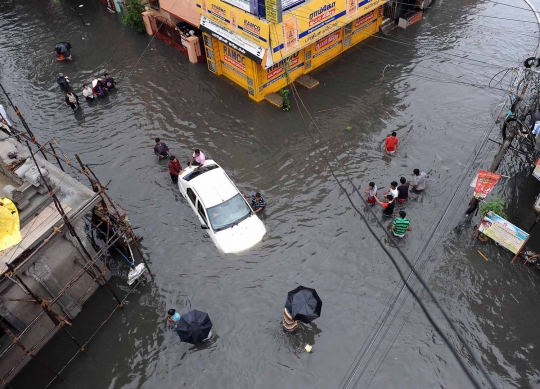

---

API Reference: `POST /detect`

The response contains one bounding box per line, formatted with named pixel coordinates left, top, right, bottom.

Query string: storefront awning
left=200, top=16, right=266, bottom=64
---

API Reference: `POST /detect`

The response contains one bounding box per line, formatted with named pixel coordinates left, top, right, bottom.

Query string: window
left=206, top=194, right=252, bottom=231
left=197, top=201, right=208, bottom=224
left=187, top=188, right=197, bottom=206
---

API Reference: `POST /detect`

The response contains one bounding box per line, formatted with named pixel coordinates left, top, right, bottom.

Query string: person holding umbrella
left=284, top=286, right=322, bottom=325
left=176, top=309, right=213, bottom=344
left=167, top=308, right=181, bottom=329
left=54, top=42, right=72, bottom=61
left=282, top=308, right=298, bottom=332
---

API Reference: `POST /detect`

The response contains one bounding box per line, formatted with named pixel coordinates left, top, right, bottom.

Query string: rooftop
left=0, top=132, right=99, bottom=272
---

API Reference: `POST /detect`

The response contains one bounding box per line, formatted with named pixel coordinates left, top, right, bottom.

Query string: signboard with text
left=479, top=212, right=529, bottom=254
left=473, top=170, right=501, bottom=199
left=265, top=0, right=283, bottom=23
left=263, top=50, right=304, bottom=89
left=198, top=0, right=270, bottom=45
left=270, top=0, right=385, bottom=57
left=200, top=16, right=265, bottom=63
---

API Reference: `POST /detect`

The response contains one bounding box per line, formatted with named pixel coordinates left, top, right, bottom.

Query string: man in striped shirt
left=391, top=211, right=412, bottom=238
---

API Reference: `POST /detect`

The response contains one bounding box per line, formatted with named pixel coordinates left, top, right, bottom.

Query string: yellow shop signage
left=198, top=0, right=269, bottom=44
left=270, top=0, right=385, bottom=56
left=308, top=2, right=337, bottom=27
left=223, top=46, right=246, bottom=72
left=263, top=50, right=304, bottom=89
left=266, top=51, right=300, bottom=81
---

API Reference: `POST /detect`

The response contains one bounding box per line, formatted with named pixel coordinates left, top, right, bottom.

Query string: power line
left=390, top=0, right=539, bottom=24
left=354, top=39, right=509, bottom=89
left=481, top=0, right=537, bottom=12
left=296, top=46, right=518, bottom=386
left=286, top=79, right=497, bottom=388
left=347, top=43, right=509, bottom=92
left=350, top=85, right=513, bottom=388
left=323, top=60, right=521, bottom=389
left=282, top=11, right=506, bottom=388
left=370, top=33, right=520, bottom=70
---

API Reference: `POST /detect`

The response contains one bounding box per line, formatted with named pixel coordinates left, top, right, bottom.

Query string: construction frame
left=0, top=83, right=154, bottom=388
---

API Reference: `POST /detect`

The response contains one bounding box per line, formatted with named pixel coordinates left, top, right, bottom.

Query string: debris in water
left=305, top=344, right=313, bottom=353
left=477, top=250, right=489, bottom=261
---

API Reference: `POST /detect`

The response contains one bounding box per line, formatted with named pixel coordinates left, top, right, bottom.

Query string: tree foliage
left=480, top=196, right=507, bottom=219
left=122, top=0, right=147, bottom=33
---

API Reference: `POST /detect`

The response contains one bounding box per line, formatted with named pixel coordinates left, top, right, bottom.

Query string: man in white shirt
left=82, top=84, right=94, bottom=102
left=412, top=169, right=428, bottom=192
left=383, top=181, right=399, bottom=199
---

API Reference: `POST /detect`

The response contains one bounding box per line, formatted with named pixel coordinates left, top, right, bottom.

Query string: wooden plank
left=0, top=204, right=71, bottom=266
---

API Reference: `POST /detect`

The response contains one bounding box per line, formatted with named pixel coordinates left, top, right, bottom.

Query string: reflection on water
left=1, top=0, right=540, bottom=387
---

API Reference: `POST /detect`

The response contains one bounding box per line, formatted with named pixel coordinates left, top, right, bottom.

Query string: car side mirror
left=201, top=224, right=209, bottom=229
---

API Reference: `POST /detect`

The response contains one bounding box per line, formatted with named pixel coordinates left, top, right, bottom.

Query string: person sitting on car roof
left=189, top=149, right=206, bottom=171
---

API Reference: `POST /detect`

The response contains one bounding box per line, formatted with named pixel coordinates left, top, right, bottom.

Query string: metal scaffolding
left=0, top=84, right=154, bottom=387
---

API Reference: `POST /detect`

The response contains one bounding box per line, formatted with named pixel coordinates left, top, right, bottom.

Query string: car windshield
left=207, top=194, right=252, bottom=231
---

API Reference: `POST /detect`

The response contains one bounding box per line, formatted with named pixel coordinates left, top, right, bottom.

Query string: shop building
left=136, top=0, right=387, bottom=102
left=198, top=0, right=387, bottom=103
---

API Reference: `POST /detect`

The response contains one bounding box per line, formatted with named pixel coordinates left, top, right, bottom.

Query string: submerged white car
left=177, top=160, right=266, bottom=253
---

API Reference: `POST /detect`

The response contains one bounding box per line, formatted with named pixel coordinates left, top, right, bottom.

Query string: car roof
left=191, top=166, right=239, bottom=208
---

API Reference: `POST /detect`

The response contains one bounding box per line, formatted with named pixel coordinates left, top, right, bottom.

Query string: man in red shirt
left=168, top=155, right=184, bottom=184
left=385, top=132, right=398, bottom=155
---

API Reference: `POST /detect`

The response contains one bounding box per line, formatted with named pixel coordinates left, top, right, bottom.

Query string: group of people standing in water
left=54, top=42, right=118, bottom=112
left=58, top=72, right=117, bottom=112
left=361, top=132, right=430, bottom=238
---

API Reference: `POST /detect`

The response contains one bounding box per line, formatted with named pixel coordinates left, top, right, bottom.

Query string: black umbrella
left=176, top=310, right=212, bottom=344
left=55, top=42, right=72, bottom=55
left=285, top=286, right=322, bottom=324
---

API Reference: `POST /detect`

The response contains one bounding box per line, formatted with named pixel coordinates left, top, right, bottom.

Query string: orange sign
left=230, top=11, right=238, bottom=29
left=347, top=0, right=358, bottom=16
left=315, top=30, right=340, bottom=52
left=473, top=170, right=501, bottom=199
left=354, top=10, right=375, bottom=28
left=283, top=17, right=299, bottom=52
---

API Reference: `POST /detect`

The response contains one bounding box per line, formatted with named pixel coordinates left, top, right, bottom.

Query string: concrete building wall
left=0, top=227, right=106, bottom=382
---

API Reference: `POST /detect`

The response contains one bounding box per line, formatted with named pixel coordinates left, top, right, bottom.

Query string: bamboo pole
left=25, top=141, right=124, bottom=308
left=75, top=155, right=155, bottom=280
left=4, top=263, right=86, bottom=353
left=0, top=321, right=65, bottom=382
left=0, top=83, right=48, bottom=160
left=49, top=143, right=65, bottom=172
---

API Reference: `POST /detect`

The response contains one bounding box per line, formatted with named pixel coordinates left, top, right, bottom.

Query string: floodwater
left=1, top=0, right=540, bottom=387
